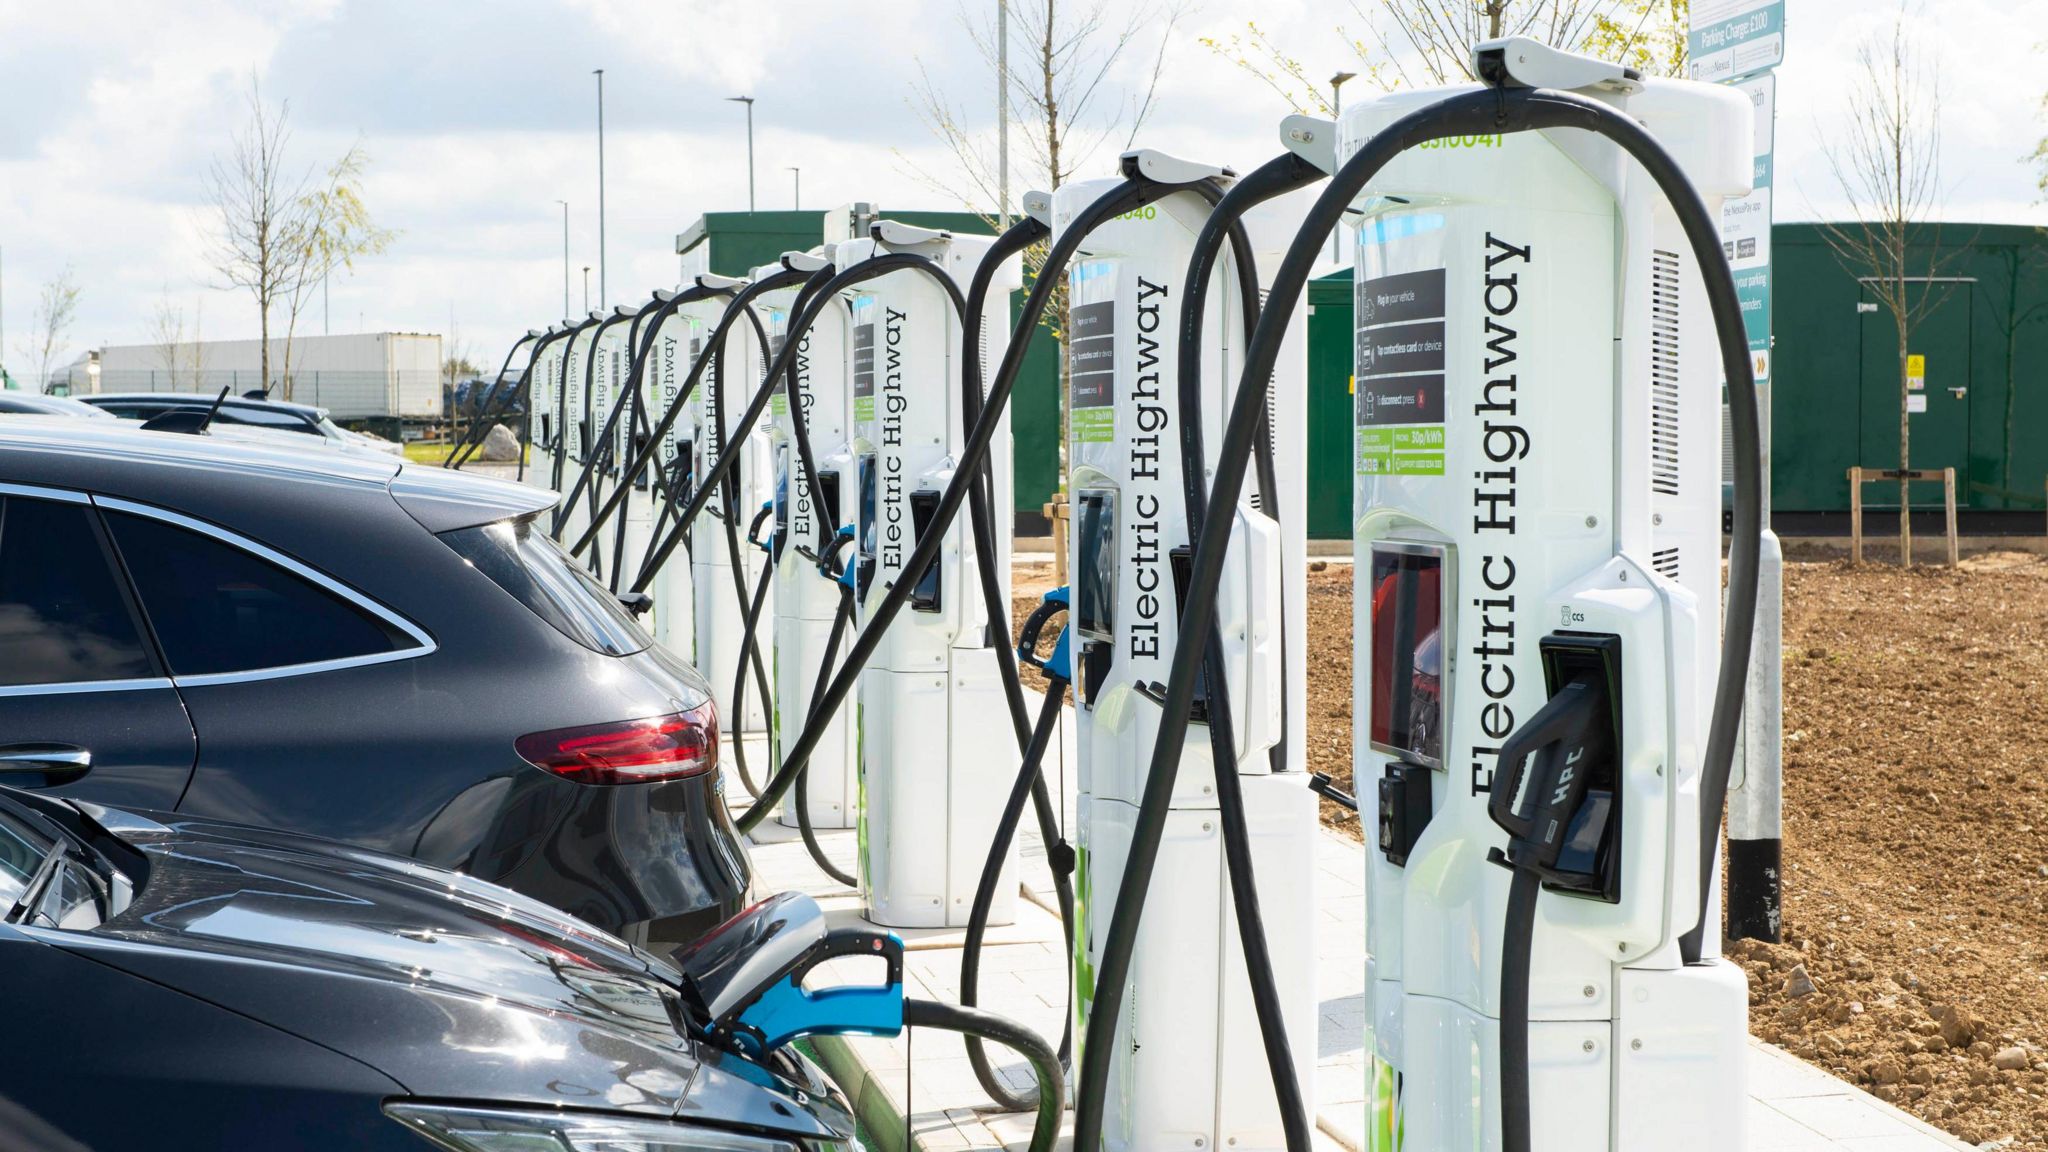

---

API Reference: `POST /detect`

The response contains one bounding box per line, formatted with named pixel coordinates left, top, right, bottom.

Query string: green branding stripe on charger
left=1358, top=425, right=1445, bottom=475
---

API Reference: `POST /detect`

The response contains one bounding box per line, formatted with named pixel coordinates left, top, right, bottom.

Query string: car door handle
left=0, top=744, right=92, bottom=787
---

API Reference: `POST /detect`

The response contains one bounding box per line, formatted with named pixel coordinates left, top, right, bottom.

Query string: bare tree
left=187, top=297, right=208, bottom=392
left=906, top=0, right=1185, bottom=488
left=1205, top=0, right=1681, bottom=113
left=207, top=78, right=394, bottom=401
left=151, top=292, right=187, bottom=391
left=207, top=79, right=305, bottom=397
left=14, top=270, right=81, bottom=394
left=277, top=144, right=397, bottom=392
left=1817, top=3, right=1949, bottom=566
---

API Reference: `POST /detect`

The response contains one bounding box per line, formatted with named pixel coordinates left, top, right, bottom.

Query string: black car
left=0, top=786, right=852, bottom=1150
left=0, top=418, right=749, bottom=952
left=76, top=390, right=406, bottom=456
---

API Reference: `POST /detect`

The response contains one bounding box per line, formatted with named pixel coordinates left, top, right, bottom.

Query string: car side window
left=105, top=511, right=417, bottom=678
left=0, top=496, right=155, bottom=688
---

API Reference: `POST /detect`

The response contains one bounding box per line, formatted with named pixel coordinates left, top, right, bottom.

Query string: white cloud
left=1, top=0, right=2043, bottom=375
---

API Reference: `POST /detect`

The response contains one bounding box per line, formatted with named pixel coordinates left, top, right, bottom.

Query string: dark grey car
left=0, top=786, right=851, bottom=1150
left=0, top=418, right=750, bottom=952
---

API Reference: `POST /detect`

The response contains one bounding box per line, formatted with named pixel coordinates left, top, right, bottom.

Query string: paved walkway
left=720, top=713, right=1970, bottom=1152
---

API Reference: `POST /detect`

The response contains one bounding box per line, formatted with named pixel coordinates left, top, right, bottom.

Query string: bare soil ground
left=1731, top=552, right=2048, bottom=1149
left=1015, top=550, right=2048, bottom=1147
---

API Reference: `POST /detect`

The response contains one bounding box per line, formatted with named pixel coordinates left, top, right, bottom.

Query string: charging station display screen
left=1074, top=489, right=1116, bottom=641
left=1368, top=543, right=1445, bottom=768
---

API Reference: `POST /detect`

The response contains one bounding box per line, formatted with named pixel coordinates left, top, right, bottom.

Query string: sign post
left=1694, top=0, right=1786, bottom=945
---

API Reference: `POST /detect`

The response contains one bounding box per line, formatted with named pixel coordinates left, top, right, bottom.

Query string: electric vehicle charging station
left=552, top=311, right=602, bottom=497
left=1054, top=149, right=1319, bottom=1150
left=566, top=304, right=636, bottom=561
left=689, top=273, right=777, bottom=739
left=834, top=221, right=1022, bottom=930
left=1342, top=41, right=1754, bottom=1151
left=645, top=296, right=711, bottom=658
left=762, top=248, right=860, bottom=831
left=521, top=327, right=568, bottom=493
left=612, top=292, right=676, bottom=590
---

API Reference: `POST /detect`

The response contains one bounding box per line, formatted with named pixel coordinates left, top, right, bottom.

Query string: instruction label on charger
left=852, top=314, right=876, bottom=423
left=1355, top=267, right=1447, bottom=476
left=1069, top=281, right=1117, bottom=445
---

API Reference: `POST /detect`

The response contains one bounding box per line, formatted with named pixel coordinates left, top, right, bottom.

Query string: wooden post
left=1848, top=466, right=1864, bottom=564
left=1043, top=500, right=1069, bottom=585
left=1943, top=468, right=1959, bottom=567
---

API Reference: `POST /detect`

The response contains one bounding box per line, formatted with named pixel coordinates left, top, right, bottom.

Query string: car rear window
left=439, top=516, right=649, bottom=656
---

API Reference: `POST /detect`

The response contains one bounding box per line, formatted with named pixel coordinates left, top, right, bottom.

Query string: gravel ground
left=1015, top=550, right=2048, bottom=1147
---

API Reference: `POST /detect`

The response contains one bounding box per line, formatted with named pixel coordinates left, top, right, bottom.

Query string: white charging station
left=1054, top=150, right=1319, bottom=1150
left=1345, top=48, right=1753, bottom=1152
left=689, top=273, right=776, bottom=737
left=552, top=311, right=601, bottom=515
left=761, top=249, right=860, bottom=831
left=522, top=329, right=566, bottom=494
left=839, top=222, right=1021, bottom=930
left=646, top=297, right=705, bottom=660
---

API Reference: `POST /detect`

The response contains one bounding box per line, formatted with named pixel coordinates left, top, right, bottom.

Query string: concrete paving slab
left=719, top=709, right=1971, bottom=1152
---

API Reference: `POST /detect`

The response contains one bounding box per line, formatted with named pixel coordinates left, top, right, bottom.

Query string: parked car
left=77, top=390, right=406, bottom=456
left=0, top=785, right=851, bottom=1150
left=0, top=392, right=115, bottom=419
left=0, top=418, right=749, bottom=953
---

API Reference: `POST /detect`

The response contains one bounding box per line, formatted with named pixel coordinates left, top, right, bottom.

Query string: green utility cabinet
left=1771, top=223, right=2048, bottom=514
left=1305, top=270, right=1358, bottom=539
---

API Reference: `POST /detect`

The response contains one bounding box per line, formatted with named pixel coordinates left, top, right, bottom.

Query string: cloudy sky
left=2, top=0, right=2044, bottom=376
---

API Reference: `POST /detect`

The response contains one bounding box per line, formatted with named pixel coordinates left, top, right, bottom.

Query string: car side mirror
left=617, top=591, right=654, bottom=619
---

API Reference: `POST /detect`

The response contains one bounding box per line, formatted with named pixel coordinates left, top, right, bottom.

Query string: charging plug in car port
left=1486, top=633, right=1624, bottom=902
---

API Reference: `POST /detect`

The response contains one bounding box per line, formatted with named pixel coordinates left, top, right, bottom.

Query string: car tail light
left=515, top=702, right=718, bottom=785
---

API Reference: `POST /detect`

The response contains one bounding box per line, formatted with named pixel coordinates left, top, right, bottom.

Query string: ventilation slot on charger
left=1650, top=249, right=1682, bottom=498
left=1652, top=546, right=1681, bottom=580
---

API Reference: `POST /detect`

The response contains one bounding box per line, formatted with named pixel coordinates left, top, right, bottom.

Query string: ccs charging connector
left=1486, top=633, right=1624, bottom=902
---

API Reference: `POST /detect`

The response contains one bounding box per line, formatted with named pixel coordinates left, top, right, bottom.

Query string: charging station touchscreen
left=1367, top=543, right=1444, bottom=768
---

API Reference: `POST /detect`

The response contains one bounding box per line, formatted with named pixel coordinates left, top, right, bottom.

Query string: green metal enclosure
left=676, top=210, right=1064, bottom=529
left=1306, top=270, right=1358, bottom=540
left=1298, top=226, right=2048, bottom=534
left=1772, top=222, right=2048, bottom=515
left=673, top=217, right=2048, bottom=535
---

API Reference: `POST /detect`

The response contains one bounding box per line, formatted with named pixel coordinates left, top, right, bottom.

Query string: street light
left=555, top=200, right=571, bottom=318
left=594, top=69, right=608, bottom=304
left=582, top=266, right=592, bottom=314
left=787, top=166, right=800, bottom=210
left=1329, top=71, right=1357, bottom=263
left=726, top=95, right=756, bottom=211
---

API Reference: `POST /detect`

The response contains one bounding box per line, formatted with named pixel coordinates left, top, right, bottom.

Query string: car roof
left=0, top=411, right=400, bottom=489
left=0, top=392, right=113, bottom=417
left=83, top=392, right=331, bottom=420
left=0, top=417, right=554, bottom=532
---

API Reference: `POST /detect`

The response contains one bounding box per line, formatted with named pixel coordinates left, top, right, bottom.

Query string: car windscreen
left=439, top=515, right=650, bottom=656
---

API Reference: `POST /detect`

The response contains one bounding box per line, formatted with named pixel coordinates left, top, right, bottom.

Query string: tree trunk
left=260, top=300, right=272, bottom=399
left=1898, top=334, right=1911, bottom=567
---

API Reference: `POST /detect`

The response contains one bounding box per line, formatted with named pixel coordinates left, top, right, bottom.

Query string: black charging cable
left=1071, top=84, right=1763, bottom=1152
